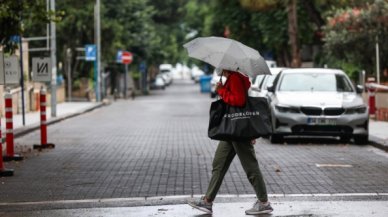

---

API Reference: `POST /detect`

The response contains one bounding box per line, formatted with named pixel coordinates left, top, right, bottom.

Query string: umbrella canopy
left=183, top=36, right=271, bottom=77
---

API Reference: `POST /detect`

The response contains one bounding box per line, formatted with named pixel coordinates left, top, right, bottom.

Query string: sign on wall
left=31, top=57, right=51, bottom=82
left=4, top=55, right=20, bottom=84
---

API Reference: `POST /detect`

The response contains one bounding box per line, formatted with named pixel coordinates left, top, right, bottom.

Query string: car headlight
left=275, top=104, right=300, bottom=113
left=345, top=106, right=367, bottom=114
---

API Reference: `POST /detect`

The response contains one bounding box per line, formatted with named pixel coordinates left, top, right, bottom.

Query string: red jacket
left=217, top=72, right=251, bottom=107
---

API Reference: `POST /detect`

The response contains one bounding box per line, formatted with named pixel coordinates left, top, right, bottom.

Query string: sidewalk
left=2, top=195, right=388, bottom=217
left=1, top=101, right=105, bottom=140
left=369, top=119, right=388, bottom=151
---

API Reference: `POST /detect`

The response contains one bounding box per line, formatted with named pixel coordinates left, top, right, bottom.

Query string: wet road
left=1, top=80, right=387, bottom=211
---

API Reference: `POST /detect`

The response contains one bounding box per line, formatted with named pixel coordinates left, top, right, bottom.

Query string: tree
left=322, top=0, right=388, bottom=80
left=0, top=0, right=57, bottom=53
left=237, top=0, right=374, bottom=67
left=148, top=0, right=187, bottom=65
left=239, top=0, right=302, bottom=67
left=287, top=0, right=300, bottom=67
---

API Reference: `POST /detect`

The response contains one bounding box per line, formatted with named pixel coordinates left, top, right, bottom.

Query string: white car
left=151, top=74, right=166, bottom=90
left=249, top=67, right=286, bottom=97
left=159, top=64, right=173, bottom=85
left=191, top=66, right=205, bottom=83
left=267, top=68, right=368, bottom=144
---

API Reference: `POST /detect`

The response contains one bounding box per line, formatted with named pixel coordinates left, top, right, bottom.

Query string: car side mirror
left=356, top=85, right=364, bottom=94
left=267, top=84, right=275, bottom=92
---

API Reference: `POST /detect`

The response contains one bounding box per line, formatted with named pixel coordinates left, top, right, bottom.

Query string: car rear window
left=278, top=73, right=354, bottom=92
left=263, top=75, right=276, bottom=89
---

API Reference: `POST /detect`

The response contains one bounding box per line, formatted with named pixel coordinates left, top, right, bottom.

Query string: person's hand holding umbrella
left=215, top=82, right=223, bottom=92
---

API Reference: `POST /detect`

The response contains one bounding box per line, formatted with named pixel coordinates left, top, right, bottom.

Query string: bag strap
left=237, top=73, right=249, bottom=99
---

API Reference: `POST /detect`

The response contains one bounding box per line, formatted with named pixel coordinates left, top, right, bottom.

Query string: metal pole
left=376, top=35, right=380, bottom=84
left=46, top=0, right=49, bottom=50
left=94, top=57, right=97, bottom=100
left=50, top=0, right=57, bottom=117
left=19, top=36, right=26, bottom=126
left=95, top=0, right=101, bottom=101
left=66, top=48, right=72, bottom=102
left=124, top=64, right=128, bottom=98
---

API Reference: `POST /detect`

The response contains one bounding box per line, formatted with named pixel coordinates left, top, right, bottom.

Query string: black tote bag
left=208, top=96, right=272, bottom=141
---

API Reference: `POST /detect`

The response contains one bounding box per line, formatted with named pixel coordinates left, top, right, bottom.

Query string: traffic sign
left=85, top=44, right=97, bottom=61
left=10, top=35, right=21, bottom=43
left=32, top=57, right=52, bottom=82
left=4, top=55, right=20, bottom=84
left=122, top=51, right=133, bottom=64
left=0, top=52, right=4, bottom=84
left=116, top=50, right=123, bottom=63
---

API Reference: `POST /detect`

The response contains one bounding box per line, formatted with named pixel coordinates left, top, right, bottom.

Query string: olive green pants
left=205, top=140, right=268, bottom=202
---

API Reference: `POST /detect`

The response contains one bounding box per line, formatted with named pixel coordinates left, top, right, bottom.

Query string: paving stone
left=1, top=80, right=388, bottom=203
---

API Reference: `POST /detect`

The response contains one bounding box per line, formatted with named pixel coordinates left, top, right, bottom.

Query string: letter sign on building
left=32, top=57, right=51, bottom=82
left=4, top=55, right=20, bottom=84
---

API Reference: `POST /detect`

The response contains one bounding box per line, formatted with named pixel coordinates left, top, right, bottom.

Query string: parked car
left=210, top=69, right=227, bottom=98
left=191, top=66, right=205, bottom=83
left=150, top=74, right=166, bottom=90
left=266, top=68, right=368, bottom=144
left=249, top=67, right=285, bottom=97
left=159, top=64, right=173, bottom=85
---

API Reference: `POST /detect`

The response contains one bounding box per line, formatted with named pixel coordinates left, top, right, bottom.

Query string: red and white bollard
left=33, top=87, right=55, bottom=150
left=0, top=118, right=14, bottom=176
left=367, top=86, right=376, bottom=116
left=3, top=90, right=23, bottom=161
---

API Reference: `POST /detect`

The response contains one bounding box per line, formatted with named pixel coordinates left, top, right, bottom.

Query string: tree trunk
left=288, top=0, right=301, bottom=67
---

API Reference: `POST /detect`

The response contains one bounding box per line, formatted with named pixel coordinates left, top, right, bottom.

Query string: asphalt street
left=1, top=79, right=388, bottom=214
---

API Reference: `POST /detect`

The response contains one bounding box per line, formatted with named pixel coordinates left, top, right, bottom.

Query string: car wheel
left=262, top=134, right=270, bottom=139
left=270, top=134, right=283, bottom=144
left=354, top=134, right=368, bottom=145
left=340, top=135, right=351, bottom=143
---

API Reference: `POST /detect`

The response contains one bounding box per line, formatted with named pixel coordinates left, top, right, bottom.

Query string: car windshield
left=279, top=73, right=354, bottom=92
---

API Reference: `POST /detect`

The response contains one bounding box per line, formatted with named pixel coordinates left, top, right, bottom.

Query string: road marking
left=315, top=163, right=353, bottom=168
left=331, top=193, right=379, bottom=197
left=1, top=193, right=387, bottom=207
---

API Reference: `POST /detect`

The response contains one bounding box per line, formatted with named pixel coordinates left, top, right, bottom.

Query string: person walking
left=188, top=69, right=273, bottom=215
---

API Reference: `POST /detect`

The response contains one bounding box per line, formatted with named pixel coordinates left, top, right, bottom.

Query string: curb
left=1, top=193, right=388, bottom=212
left=369, top=135, right=388, bottom=152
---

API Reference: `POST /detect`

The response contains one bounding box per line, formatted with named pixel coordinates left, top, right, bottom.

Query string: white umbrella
left=183, top=36, right=271, bottom=77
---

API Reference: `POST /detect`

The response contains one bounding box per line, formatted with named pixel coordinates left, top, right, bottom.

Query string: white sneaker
left=245, top=201, right=273, bottom=215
